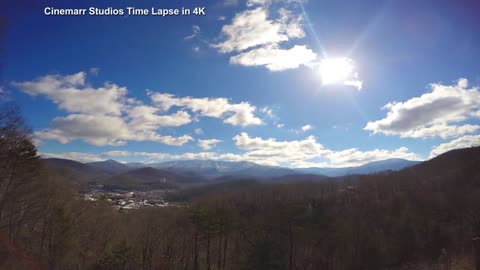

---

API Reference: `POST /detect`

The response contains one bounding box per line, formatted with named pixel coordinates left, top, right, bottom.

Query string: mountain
left=404, top=146, right=480, bottom=176
left=149, top=159, right=297, bottom=179
left=297, top=158, right=421, bottom=177
left=125, top=162, right=148, bottom=169
left=88, top=159, right=131, bottom=174
left=99, top=167, right=182, bottom=191
left=43, top=158, right=113, bottom=185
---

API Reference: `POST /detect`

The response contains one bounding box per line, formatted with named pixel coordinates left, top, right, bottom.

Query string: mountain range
left=42, top=154, right=426, bottom=191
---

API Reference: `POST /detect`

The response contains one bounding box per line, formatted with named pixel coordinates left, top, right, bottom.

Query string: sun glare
left=318, top=57, right=355, bottom=85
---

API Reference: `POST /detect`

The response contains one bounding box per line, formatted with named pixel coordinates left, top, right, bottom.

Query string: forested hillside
left=1, top=105, right=480, bottom=270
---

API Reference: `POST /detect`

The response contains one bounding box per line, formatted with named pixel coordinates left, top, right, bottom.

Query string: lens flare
left=318, top=57, right=355, bottom=85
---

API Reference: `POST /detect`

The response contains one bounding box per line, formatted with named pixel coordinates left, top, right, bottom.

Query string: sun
left=318, top=57, right=355, bottom=85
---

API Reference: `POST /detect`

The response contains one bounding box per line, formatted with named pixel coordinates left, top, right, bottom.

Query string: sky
left=1, top=0, right=480, bottom=168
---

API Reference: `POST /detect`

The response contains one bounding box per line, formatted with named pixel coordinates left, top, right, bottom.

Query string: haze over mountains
left=43, top=155, right=425, bottom=191
left=91, top=158, right=420, bottom=178
left=297, top=158, right=421, bottom=177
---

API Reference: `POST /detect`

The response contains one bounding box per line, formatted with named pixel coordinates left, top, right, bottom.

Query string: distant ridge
left=45, top=157, right=423, bottom=182
left=148, top=159, right=297, bottom=179
left=296, top=158, right=421, bottom=177
left=88, top=159, right=131, bottom=174
left=99, top=167, right=181, bottom=191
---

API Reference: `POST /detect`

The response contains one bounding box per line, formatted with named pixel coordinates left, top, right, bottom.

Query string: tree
left=0, top=104, right=41, bottom=240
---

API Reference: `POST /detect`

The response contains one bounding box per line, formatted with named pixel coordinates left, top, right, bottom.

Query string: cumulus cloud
left=14, top=71, right=267, bottom=146
left=13, top=71, right=224, bottom=146
left=34, top=113, right=193, bottom=147
left=127, top=106, right=192, bottom=130
left=12, top=72, right=127, bottom=116
left=429, top=135, right=480, bottom=158
left=214, top=7, right=292, bottom=53
left=365, top=79, right=480, bottom=139
left=301, top=124, right=313, bottom=132
left=232, top=132, right=420, bottom=167
left=322, top=147, right=419, bottom=168
left=149, top=92, right=263, bottom=127
left=247, top=0, right=271, bottom=7
left=102, top=150, right=222, bottom=162
left=230, top=44, right=316, bottom=71
left=198, top=139, right=222, bottom=150
left=277, top=8, right=305, bottom=38
left=213, top=3, right=316, bottom=72
left=194, top=128, right=204, bottom=135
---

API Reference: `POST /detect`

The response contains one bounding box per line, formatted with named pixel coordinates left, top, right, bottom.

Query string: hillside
left=43, top=158, right=112, bottom=186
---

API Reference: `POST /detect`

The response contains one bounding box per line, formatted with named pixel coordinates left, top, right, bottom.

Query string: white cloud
left=230, top=44, right=316, bottom=71
left=322, top=147, right=419, bottom=168
left=102, top=150, right=221, bottom=162
left=365, top=78, right=480, bottom=139
left=101, top=151, right=131, bottom=157
left=40, top=152, right=104, bottom=163
left=301, top=124, right=313, bottom=132
left=149, top=92, right=263, bottom=127
left=344, top=79, right=363, bottom=90
left=247, top=0, right=271, bottom=7
left=213, top=1, right=320, bottom=74
left=198, top=139, right=222, bottom=150
left=218, top=16, right=227, bottom=21
left=213, top=7, right=291, bottom=53
left=13, top=71, right=197, bottom=146
left=429, top=135, right=480, bottom=158
left=128, top=106, right=192, bottom=130
left=260, top=106, right=274, bottom=116
left=14, top=71, right=267, bottom=146
left=232, top=132, right=420, bottom=167
left=194, top=128, right=204, bottom=135
left=277, top=8, right=304, bottom=38
left=36, top=114, right=129, bottom=146
left=51, top=133, right=421, bottom=168
left=184, top=25, right=201, bottom=40
left=13, top=72, right=127, bottom=116
left=34, top=113, right=194, bottom=146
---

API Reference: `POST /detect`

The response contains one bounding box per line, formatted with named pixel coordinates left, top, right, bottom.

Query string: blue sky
left=2, top=0, right=480, bottom=167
